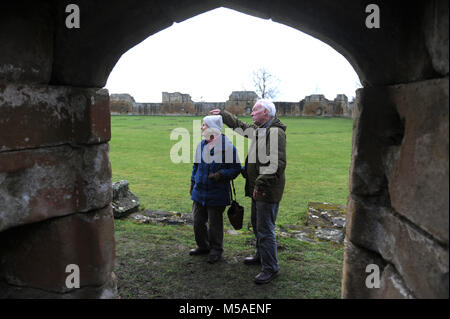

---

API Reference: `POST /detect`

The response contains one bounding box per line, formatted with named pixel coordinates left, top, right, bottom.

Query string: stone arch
left=0, top=0, right=448, bottom=298
left=47, top=1, right=440, bottom=89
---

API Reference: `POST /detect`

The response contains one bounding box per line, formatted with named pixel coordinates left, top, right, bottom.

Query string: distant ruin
left=110, top=91, right=355, bottom=118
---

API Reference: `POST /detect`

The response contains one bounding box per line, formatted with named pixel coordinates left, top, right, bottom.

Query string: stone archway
left=0, top=0, right=448, bottom=298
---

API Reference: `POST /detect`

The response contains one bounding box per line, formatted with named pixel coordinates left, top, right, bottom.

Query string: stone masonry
left=109, top=91, right=355, bottom=117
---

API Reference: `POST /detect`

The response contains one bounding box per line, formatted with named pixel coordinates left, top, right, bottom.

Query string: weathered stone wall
left=110, top=93, right=135, bottom=114
left=302, top=94, right=350, bottom=117
left=0, top=2, right=117, bottom=298
left=110, top=92, right=351, bottom=117
left=341, top=0, right=449, bottom=299
left=0, top=205, right=117, bottom=298
left=303, top=94, right=328, bottom=116
left=160, top=92, right=195, bottom=114
left=133, top=102, right=162, bottom=115
left=274, top=102, right=301, bottom=116
left=194, top=102, right=226, bottom=115
left=331, top=94, right=347, bottom=116
left=0, top=83, right=116, bottom=298
left=224, top=91, right=259, bottom=115
left=346, top=100, right=355, bottom=118
left=162, top=91, right=192, bottom=104
left=342, top=78, right=449, bottom=299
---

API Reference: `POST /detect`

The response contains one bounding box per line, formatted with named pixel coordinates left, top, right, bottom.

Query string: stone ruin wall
left=110, top=91, right=355, bottom=118
left=110, top=93, right=135, bottom=114
left=342, top=79, right=449, bottom=299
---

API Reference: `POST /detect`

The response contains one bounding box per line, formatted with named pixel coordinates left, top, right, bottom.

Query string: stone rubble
left=127, top=201, right=346, bottom=245
left=112, top=180, right=140, bottom=219
left=129, top=210, right=193, bottom=226
left=305, top=202, right=346, bottom=244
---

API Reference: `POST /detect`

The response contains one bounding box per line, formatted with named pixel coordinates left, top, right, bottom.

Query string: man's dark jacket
left=220, top=110, right=287, bottom=203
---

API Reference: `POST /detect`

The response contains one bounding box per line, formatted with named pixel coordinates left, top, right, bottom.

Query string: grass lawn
left=109, top=115, right=353, bottom=299
left=114, top=221, right=345, bottom=299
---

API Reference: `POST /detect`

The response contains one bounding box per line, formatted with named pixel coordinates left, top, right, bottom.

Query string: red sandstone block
left=386, top=78, right=449, bottom=244
left=341, top=239, right=413, bottom=299
left=0, top=143, right=111, bottom=232
left=0, top=84, right=110, bottom=152
left=0, top=205, right=115, bottom=294
left=75, top=88, right=111, bottom=144
left=349, top=79, right=448, bottom=244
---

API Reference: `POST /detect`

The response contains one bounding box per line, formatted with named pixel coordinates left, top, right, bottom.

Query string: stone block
left=346, top=196, right=449, bottom=298
left=112, top=180, right=140, bottom=218
left=306, top=202, right=346, bottom=244
left=0, top=271, right=118, bottom=299
left=129, top=209, right=193, bottom=226
left=341, top=239, right=387, bottom=298
left=0, top=205, right=116, bottom=295
left=342, top=239, right=414, bottom=298
left=349, top=79, right=448, bottom=244
left=0, top=143, right=112, bottom=232
left=377, top=264, right=415, bottom=299
left=0, top=3, right=53, bottom=84
left=0, top=84, right=110, bottom=152
left=307, top=202, right=346, bottom=229
left=314, top=228, right=344, bottom=244
left=348, top=86, right=404, bottom=198
left=385, top=78, right=449, bottom=244
left=424, top=0, right=449, bottom=76
left=110, top=99, right=133, bottom=114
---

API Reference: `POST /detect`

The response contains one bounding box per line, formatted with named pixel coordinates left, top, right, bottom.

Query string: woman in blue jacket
left=189, top=115, right=241, bottom=263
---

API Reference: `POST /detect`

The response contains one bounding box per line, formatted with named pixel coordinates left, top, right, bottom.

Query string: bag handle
left=230, top=179, right=237, bottom=202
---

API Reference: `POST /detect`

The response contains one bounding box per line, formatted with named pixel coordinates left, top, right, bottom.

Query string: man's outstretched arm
left=210, top=109, right=257, bottom=133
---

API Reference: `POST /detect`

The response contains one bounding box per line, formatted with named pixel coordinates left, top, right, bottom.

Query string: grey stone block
left=112, top=180, right=140, bottom=218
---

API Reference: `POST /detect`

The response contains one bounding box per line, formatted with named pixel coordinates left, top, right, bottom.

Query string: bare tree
left=252, top=68, right=280, bottom=99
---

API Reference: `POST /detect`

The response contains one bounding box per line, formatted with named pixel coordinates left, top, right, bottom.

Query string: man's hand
left=190, top=184, right=193, bottom=196
left=208, top=171, right=225, bottom=182
left=209, top=109, right=221, bottom=115
left=253, top=188, right=265, bottom=199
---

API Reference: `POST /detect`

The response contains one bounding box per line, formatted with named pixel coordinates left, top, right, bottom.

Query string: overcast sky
left=105, top=7, right=361, bottom=103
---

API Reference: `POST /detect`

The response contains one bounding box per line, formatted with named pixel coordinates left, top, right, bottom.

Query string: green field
left=110, top=115, right=353, bottom=226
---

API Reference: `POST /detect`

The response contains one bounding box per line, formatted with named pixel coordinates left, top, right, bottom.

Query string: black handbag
left=227, top=180, right=244, bottom=230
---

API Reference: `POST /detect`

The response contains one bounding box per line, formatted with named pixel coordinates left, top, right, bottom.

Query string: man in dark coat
left=210, top=100, right=287, bottom=283
left=190, top=115, right=241, bottom=263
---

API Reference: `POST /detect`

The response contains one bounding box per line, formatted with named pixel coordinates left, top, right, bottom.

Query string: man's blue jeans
left=251, top=199, right=280, bottom=273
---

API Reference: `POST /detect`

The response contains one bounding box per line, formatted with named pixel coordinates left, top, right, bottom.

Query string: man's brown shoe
left=189, top=247, right=210, bottom=255
left=243, top=254, right=261, bottom=265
